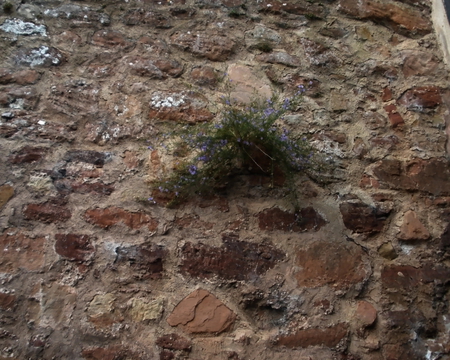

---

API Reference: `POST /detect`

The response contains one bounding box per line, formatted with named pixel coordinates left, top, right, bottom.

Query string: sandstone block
left=295, top=239, right=370, bottom=289
left=355, top=300, right=377, bottom=327
left=149, top=92, right=213, bottom=123
left=227, top=64, right=272, bottom=103
left=23, top=200, right=71, bottom=223
left=378, top=242, right=398, bottom=260
left=128, top=298, right=164, bottom=322
left=167, top=289, right=236, bottom=334
left=398, top=86, right=441, bottom=111
left=127, top=56, right=183, bottom=78
left=115, top=244, right=166, bottom=279
left=63, top=150, right=112, bottom=167
left=53, top=179, right=114, bottom=196
left=87, top=293, right=118, bottom=328
left=92, top=30, right=133, bottom=49
left=170, top=32, right=235, bottom=61
left=381, top=265, right=450, bottom=290
left=0, top=68, right=40, bottom=85
left=372, top=158, right=450, bottom=195
left=43, top=5, right=110, bottom=27
left=0, top=231, right=45, bottom=272
left=190, top=66, right=218, bottom=88
left=180, top=234, right=285, bottom=280
left=0, top=292, right=16, bottom=310
left=276, top=323, right=349, bottom=348
left=383, top=104, right=404, bottom=127
left=299, top=38, right=339, bottom=66
left=258, top=207, right=326, bottom=232
left=122, top=9, right=172, bottom=28
left=338, top=0, right=431, bottom=36
left=402, top=50, right=438, bottom=77
left=14, top=46, right=64, bottom=67
left=0, top=184, right=14, bottom=209
left=54, top=234, right=95, bottom=262
left=339, top=201, right=391, bottom=233
left=256, top=52, right=301, bottom=67
left=156, top=333, right=192, bottom=351
left=9, top=146, right=47, bottom=164
left=84, top=207, right=158, bottom=231
left=398, top=210, right=430, bottom=241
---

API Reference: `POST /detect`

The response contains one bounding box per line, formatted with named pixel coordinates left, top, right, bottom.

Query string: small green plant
left=148, top=86, right=322, bottom=209
left=255, top=41, right=273, bottom=53
left=3, top=1, right=13, bottom=13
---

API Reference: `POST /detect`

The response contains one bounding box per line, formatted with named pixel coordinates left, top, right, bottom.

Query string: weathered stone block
left=84, top=207, right=158, bottom=231
left=338, top=0, right=431, bottom=36
left=276, top=323, right=349, bottom=348
left=0, top=184, right=14, bottom=209
left=170, top=32, right=235, bottom=61
left=0, top=68, right=40, bottom=85
left=167, top=289, right=236, bottom=334
left=126, top=56, right=183, bottom=78
left=397, top=86, right=441, bottom=111
left=63, top=150, right=112, bottom=167
left=156, top=333, right=192, bottom=351
left=9, top=146, right=47, bottom=164
left=180, top=234, right=285, bottom=280
left=372, top=158, right=450, bottom=195
left=296, top=239, right=370, bottom=289
left=92, top=30, right=134, bottom=50
left=54, top=234, right=95, bottom=262
left=398, top=210, right=430, bottom=241
left=14, top=46, right=64, bottom=67
left=339, top=201, right=391, bottom=233
left=115, top=244, right=166, bottom=279
left=23, top=200, right=71, bottom=223
left=0, top=231, right=45, bottom=272
left=258, top=207, right=326, bottom=232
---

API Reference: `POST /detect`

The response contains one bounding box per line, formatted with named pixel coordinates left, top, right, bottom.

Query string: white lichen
left=0, top=18, right=47, bottom=36
left=151, top=94, right=185, bottom=108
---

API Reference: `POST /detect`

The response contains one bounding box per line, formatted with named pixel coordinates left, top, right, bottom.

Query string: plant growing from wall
left=148, top=86, right=323, bottom=209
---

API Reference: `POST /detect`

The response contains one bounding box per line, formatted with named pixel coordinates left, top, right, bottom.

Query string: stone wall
left=1, top=0, right=450, bottom=359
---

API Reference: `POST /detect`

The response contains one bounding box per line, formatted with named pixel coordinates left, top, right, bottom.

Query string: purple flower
left=188, top=165, right=197, bottom=175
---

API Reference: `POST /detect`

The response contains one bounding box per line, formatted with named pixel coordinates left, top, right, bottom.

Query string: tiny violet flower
left=188, top=165, right=197, bottom=175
